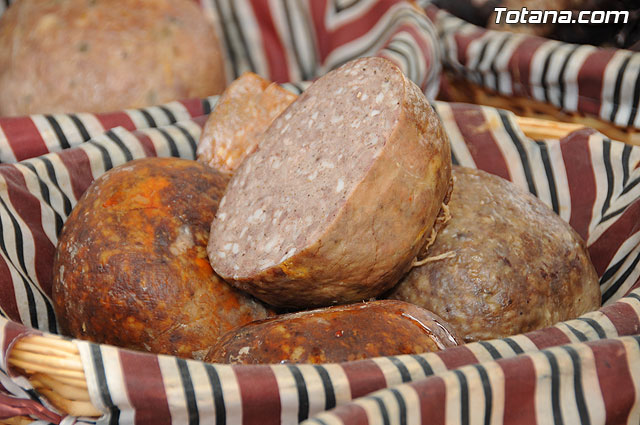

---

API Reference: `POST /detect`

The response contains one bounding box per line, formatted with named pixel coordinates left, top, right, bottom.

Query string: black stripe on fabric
left=564, top=324, right=588, bottom=342
left=159, top=106, right=178, bottom=124
left=87, top=140, right=114, bottom=172
left=627, top=66, right=640, bottom=127
left=451, top=152, right=460, bottom=166
left=104, top=131, right=134, bottom=162
left=609, top=54, right=632, bottom=123
left=576, top=317, right=607, bottom=340
left=499, top=113, right=537, bottom=196
left=333, top=0, right=360, bottom=13
left=542, top=350, right=564, bottom=425
left=389, top=356, right=412, bottom=383
left=283, top=0, right=315, bottom=81
left=387, top=37, right=421, bottom=77
left=370, top=395, right=391, bottom=425
left=0, top=196, right=38, bottom=329
left=601, top=204, right=630, bottom=223
left=561, top=346, right=591, bottom=425
left=535, top=141, right=560, bottom=214
left=20, top=162, right=64, bottom=236
left=489, top=33, right=512, bottom=93
left=0, top=309, right=7, bottom=319
left=228, top=0, right=257, bottom=72
left=211, top=0, right=240, bottom=79
left=557, top=45, right=580, bottom=110
left=473, top=364, right=493, bottom=425
left=478, top=341, right=502, bottom=360
left=69, top=114, right=92, bottom=142
left=599, top=140, right=614, bottom=222
left=621, top=175, right=640, bottom=196
left=603, top=249, right=640, bottom=303
left=313, top=364, right=337, bottom=410
left=409, top=354, right=434, bottom=376
left=385, top=44, right=417, bottom=83
left=539, top=43, right=565, bottom=104
left=472, top=34, right=493, bottom=87
left=139, top=109, right=157, bottom=128
left=174, top=124, right=199, bottom=158
left=627, top=292, right=640, bottom=303
left=156, top=128, right=180, bottom=158
left=453, top=370, right=470, bottom=425
left=202, top=98, right=213, bottom=116
left=601, top=253, right=627, bottom=284
left=622, top=144, right=632, bottom=187
left=44, top=115, right=71, bottom=150
left=176, top=358, right=199, bottom=425
left=502, top=337, right=525, bottom=354
left=89, top=344, right=121, bottom=425
left=389, top=388, right=408, bottom=425
left=39, top=156, right=74, bottom=217
left=204, top=364, right=226, bottom=425
left=287, top=365, right=310, bottom=422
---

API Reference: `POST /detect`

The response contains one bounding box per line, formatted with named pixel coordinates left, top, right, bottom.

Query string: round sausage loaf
left=208, top=57, right=452, bottom=309
left=206, top=300, right=461, bottom=364
left=53, top=158, right=272, bottom=360
left=390, top=166, right=602, bottom=342
left=0, top=0, right=226, bottom=115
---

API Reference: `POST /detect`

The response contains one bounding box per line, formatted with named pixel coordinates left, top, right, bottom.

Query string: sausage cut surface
left=208, top=57, right=452, bottom=308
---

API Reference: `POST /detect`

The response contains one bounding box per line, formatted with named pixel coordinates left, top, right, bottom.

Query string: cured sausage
left=389, top=166, right=602, bottom=342
left=197, top=72, right=296, bottom=175
left=208, top=57, right=452, bottom=309
left=53, top=158, right=272, bottom=360
left=206, top=300, right=461, bottom=364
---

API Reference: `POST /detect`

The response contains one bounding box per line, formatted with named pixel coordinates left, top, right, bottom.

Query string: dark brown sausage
left=208, top=57, right=452, bottom=309
left=389, top=166, right=602, bottom=342
left=53, top=158, right=272, bottom=360
left=205, top=300, right=461, bottom=364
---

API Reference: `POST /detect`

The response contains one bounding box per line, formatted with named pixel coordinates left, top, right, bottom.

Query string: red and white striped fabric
left=1, top=1, right=640, bottom=424
left=0, top=100, right=639, bottom=424
left=424, top=3, right=640, bottom=130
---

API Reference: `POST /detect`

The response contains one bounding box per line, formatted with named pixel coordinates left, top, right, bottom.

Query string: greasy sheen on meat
left=206, top=300, right=461, bottom=364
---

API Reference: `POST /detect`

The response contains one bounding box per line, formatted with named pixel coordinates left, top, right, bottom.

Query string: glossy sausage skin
left=390, top=166, right=602, bottom=342
left=205, top=300, right=461, bottom=364
left=208, top=57, right=452, bottom=309
left=53, top=158, right=272, bottom=360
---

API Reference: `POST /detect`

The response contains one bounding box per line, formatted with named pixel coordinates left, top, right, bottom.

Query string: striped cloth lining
left=199, top=0, right=441, bottom=97
left=423, top=3, right=640, bottom=129
left=303, top=333, right=640, bottom=425
left=0, top=100, right=638, bottom=423
left=0, top=97, right=219, bottom=163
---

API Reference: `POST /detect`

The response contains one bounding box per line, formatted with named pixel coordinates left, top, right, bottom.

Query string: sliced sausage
left=208, top=57, right=452, bottom=309
left=197, top=72, right=297, bottom=175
